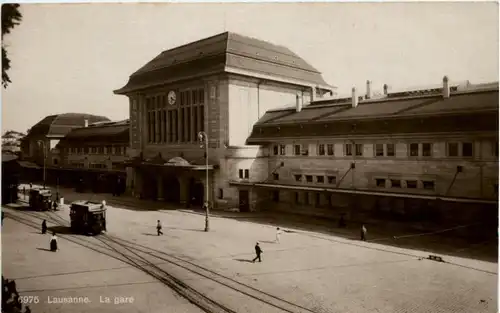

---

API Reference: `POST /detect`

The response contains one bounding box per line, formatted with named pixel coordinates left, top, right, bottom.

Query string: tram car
left=69, top=200, right=107, bottom=235
left=29, top=188, right=52, bottom=211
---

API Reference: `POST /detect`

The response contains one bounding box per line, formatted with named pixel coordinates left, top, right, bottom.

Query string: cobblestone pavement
left=4, top=191, right=498, bottom=313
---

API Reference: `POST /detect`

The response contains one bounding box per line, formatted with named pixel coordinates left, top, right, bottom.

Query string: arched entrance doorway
left=163, top=176, right=180, bottom=203
left=188, top=177, right=204, bottom=207
left=142, top=174, right=158, bottom=200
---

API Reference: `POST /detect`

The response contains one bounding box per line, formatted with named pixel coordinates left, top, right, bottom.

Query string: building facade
left=57, top=120, right=129, bottom=192
left=114, top=32, right=335, bottom=208
left=238, top=78, right=498, bottom=225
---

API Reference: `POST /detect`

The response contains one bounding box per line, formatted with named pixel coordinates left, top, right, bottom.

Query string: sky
left=1, top=2, right=498, bottom=133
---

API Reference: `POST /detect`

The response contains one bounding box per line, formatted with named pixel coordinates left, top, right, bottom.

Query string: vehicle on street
left=69, top=200, right=107, bottom=235
left=29, top=188, right=52, bottom=211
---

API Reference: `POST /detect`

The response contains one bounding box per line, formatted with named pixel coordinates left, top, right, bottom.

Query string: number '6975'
left=20, top=296, right=40, bottom=304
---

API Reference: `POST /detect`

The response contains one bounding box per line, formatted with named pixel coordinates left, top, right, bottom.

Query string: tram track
left=4, top=207, right=319, bottom=313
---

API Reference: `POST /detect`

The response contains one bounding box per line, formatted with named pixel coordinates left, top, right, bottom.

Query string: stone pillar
left=157, top=175, right=164, bottom=201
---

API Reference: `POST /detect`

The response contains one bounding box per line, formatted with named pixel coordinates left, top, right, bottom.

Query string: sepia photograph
left=1, top=2, right=498, bottom=313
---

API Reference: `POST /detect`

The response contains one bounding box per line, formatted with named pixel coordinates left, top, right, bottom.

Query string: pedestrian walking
left=275, top=227, right=283, bottom=243
left=52, top=200, right=58, bottom=211
left=252, top=242, right=263, bottom=263
left=50, top=232, right=58, bottom=252
left=23, top=186, right=26, bottom=198
left=41, top=220, right=47, bottom=234
left=361, top=224, right=367, bottom=241
left=156, top=220, right=163, bottom=236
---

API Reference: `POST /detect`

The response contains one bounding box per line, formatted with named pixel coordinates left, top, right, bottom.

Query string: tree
left=2, top=4, right=23, bottom=88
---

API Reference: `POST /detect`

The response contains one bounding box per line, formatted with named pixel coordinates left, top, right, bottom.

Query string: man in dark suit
left=252, top=242, right=263, bottom=263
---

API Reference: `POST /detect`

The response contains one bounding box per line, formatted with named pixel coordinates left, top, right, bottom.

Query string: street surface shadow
left=36, top=248, right=53, bottom=252
left=203, top=211, right=499, bottom=263
left=258, top=240, right=276, bottom=244
left=47, top=226, right=73, bottom=235
left=168, top=227, right=206, bottom=232
left=142, top=233, right=159, bottom=236
left=234, top=258, right=253, bottom=263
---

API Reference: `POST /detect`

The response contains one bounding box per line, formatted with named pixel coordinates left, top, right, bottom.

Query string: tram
left=69, top=200, right=107, bottom=235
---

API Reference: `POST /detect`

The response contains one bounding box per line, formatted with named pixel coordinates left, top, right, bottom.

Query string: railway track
left=3, top=207, right=320, bottom=313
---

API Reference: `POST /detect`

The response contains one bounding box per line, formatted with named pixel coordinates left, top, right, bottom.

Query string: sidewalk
left=16, top=184, right=498, bottom=263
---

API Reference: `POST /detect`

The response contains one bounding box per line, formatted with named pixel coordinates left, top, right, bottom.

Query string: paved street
left=2, top=189, right=497, bottom=313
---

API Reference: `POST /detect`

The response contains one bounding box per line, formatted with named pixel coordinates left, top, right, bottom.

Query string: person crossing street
left=157, top=220, right=163, bottom=236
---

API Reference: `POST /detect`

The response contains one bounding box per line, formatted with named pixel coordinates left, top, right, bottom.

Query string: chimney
left=352, top=87, right=358, bottom=108
left=296, top=93, right=302, bottom=112
left=443, top=76, right=450, bottom=98
left=383, top=84, right=388, bottom=95
left=366, top=80, right=372, bottom=99
left=84, top=119, right=89, bottom=128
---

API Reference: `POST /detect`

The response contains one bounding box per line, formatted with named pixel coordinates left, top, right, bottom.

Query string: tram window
left=294, top=174, right=302, bottom=182
left=305, top=175, right=313, bottom=183
left=375, top=179, right=386, bottom=187
left=328, top=176, right=336, bottom=184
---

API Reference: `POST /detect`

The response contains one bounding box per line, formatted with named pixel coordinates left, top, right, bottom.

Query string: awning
left=18, top=161, right=41, bottom=169
left=229, top=181, right=498, bottom=205
left=132, top=156, right=218, bottom=171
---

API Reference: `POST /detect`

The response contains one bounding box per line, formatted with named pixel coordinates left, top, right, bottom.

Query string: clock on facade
left=167, top=91, right=176, bottom=105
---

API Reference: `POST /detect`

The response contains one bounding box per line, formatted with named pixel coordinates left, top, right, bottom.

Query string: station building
left=56, top=120, right=129, bottom=192
left=20, top=113, right=110, bottom=184
left=238, top=78, right=499, bottom=225
left=114, top=32, right=335, bottom=208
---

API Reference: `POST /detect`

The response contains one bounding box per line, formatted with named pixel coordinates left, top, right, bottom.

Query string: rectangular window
left=193, top=106, right=198, bottom=140
left=355, top=144, right=363, bottom=156
left=193, top=89, right=198, bottom=104
left=305, top=175, right=313, bottom=183
left=239, top=169, right=243, bottom=179
left=294, top=174, right=302, bottom=182
left=273, top=145, right=279, bottom=155
left=304, top=192, right=310, bottom=205
left=272, top=191, right=280, bottom=202
left=98, top=147, right=104, bottom=154
left=318, top=144, right=325, bottom=156
left=199, top=105, right=205, bottom=132
left=422, top=181, right=435, bottom=190
left=317, top=176, right=324, bottom=183
left=448, top=142, right=459, bottom=157
left=218, top=188, right=223, bottom=199
left=345, top=144, right=352, bottom=156
left=406, top=180, right=417, bottom=188
left=327, top=144, right=334, bottom=156
left=462, top=142, right=473, bottom=157
left=173, top=110, right=178, bottom=142
left=327, top=176, right=336, bottom=184
left=179, top=109, right=184, bottom=142
left=244, top=169, right=249, bottom=179
left=315, top=193, right=321, bottom=207
left=391, top=179, right=402, bottom=188
left=375, top=144, right=384, bottom=157
left=106, top=145, right=112, bottom=154
left=280, top=144, right=286, bottom=155
left=422, top=143, right=432, bottom=157
left=387, top=144, right=395, bottom=157
left=186, top=107, right=191, bottom=142
left=294, top=192, right=299, bottom=204
left=409, top=143, right=419, bottom=156
left=273, top=173, right=279, bottom=180
left=294, top=145, right=301, bottom=156
left=375, top=178, right=386, bottom=187
left=199, top=89, right=205, bottom=104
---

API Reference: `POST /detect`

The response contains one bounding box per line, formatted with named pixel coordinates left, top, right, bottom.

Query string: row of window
left=375, top=178, right=435, bottom=191
left=272, top=141, right=499, bottom=158
left=146, top=89, right=205, bottom=144
left=66, top=146, right=126, bottom=156
left=238, top=169, right=250, bottom=179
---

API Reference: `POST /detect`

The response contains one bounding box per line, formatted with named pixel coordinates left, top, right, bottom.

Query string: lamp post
left=198, top=131, right=210, bottom=232
left=37, top=140, right=47, bottom=189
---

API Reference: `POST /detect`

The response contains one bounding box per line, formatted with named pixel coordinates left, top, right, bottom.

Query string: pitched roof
left=115, top=32, right=333, bottom=94
left=247, top=86, right=499, bottom=143
left=27, top=113, right=110, bottom=138
left=60, top=120, right=129, bottom=143
left=255, top=88, right=499, bottom=126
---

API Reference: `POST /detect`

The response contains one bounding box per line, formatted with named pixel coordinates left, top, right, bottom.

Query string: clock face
left=167, top=91, right=176, bottom=105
